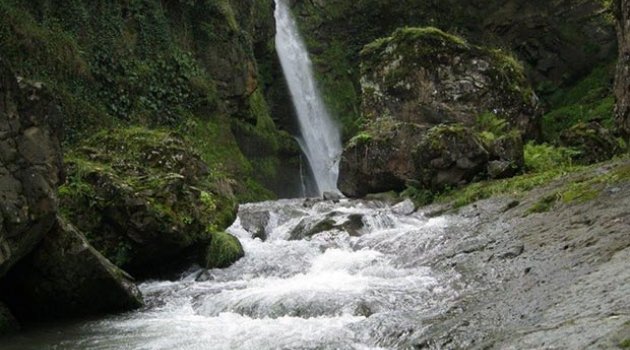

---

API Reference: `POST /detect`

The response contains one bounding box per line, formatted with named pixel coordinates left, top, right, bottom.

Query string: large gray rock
left=614, top=0, right=630, bottom=139
left=0, top=217, right=143, bottom=320
left=0, top=58, right=64, bottom=279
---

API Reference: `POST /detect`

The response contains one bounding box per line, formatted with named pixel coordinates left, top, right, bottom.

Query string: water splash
left=274, top=0, right=343, bottom=195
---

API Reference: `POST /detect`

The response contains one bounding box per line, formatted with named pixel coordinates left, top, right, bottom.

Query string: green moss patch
left=541, top=63, right=616, bottom=141
left=203, top=231, right=244, bottom=269
left=59, top=126, right=238, bottom=272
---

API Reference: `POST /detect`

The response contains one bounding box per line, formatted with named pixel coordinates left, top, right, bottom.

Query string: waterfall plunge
left=274, top=0, right=343, bottom=195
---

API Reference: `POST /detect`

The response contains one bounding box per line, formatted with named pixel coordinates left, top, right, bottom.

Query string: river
left=2, top=198, right=464, bottom=349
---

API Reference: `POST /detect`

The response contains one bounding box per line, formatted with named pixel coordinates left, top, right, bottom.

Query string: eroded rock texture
left=0, top=58, right=64, bottom=278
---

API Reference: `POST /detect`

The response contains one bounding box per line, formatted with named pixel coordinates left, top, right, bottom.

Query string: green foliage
left=541, top=63, right=616, bottom=141
left=528, top=193, right=559, bottom=214
left=524, top=142, right=579, bottom=172
left=476, top=112, right=508, bottom=135
left=311, top=39, right=360, bottom=140
left=401, top=186, right=435, bottom=206
left=437, top=167, right=572, bottom=208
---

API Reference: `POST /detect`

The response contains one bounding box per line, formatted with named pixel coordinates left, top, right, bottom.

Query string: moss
left=542, top=63, right=616, bottom=141
left=203, top=231, right=244, bottom=269
left=524, top=142, right=579, bottom=172
left=527, top=193, right=559, bottom=213
left=59, top=126, right=241, bottom=268
left=437, top=167, right=573, bottom=208
left=401, top=186, right=435, bottom=206
left=348, top=131, right=373, bottom=147
left=620, top=338, right=630, bottom=349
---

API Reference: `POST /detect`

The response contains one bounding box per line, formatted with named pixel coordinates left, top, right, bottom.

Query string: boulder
left=559, top=122, right=623, bottom=164
left=338, top=28, right=534, bottom=197
left=614, top=0, right=630, bottom=139
left=59, top=127, right=239, bottom=276
left=240, top=210, right=271, bottom=241
left=0, top=217, right=142, bottom=320
left=0, top=58, right=64, bottom=279
left=360, top=27, right=540, bottom=138
left=202, top=231, right=244, bottom=269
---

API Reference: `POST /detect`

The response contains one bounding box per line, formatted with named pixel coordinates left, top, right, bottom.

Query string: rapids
left=2, top=198, right=464, bottom=349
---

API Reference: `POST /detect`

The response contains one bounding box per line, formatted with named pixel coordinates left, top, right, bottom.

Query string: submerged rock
left=0, top=217, right=143, bottom=320
left=0, top=58, right=64, bottom=279
left=59, top=127, right=239, bottom=276
left=240, top=210, right=271, bottom=241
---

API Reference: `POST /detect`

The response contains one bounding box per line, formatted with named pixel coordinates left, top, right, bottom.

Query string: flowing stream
left=275, top=0, right=343, bottom=195
left=2, top=198, right=464, bottom=349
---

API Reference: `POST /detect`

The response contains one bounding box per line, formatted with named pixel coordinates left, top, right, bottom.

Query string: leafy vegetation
left=541, top=63, right=616, bottom=141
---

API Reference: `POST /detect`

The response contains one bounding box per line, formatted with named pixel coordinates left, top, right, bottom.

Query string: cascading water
left=2, top=198, right=462, bottom=349
left=274, top=0, right=343, bottom=195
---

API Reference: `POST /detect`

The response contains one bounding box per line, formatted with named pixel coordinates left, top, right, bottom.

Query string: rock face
left=338, top=122, right=423, bottom=197
left=0, top=218, right=143, bottom=320
left=338, top=28, right=533, bottom=197
left=59, top=127, right=239, bottom=276
left=615, top=0, right=630, bottom=139
left=0, top=58, right=64, bottom=278
left=360, top=27, right=539, bottom=138
left=414, top=125, right=490, bottom=190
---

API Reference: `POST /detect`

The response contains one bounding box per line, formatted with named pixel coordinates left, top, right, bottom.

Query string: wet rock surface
left=410, top=160, right=630, bottom=348
left=0, top=218, right=143, bottom=321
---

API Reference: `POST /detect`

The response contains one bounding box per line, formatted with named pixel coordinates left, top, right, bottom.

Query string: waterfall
left=274, top=0, right=343, bottom=195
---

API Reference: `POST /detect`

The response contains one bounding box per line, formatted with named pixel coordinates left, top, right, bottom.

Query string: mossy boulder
left=203, top=231, right=244, bottom=269
left=0, top=217, right=143, bottom=321
left=559, top=122, right=624, bottom=164
left=360, top=27, right=540, bottom=138
left=59, top=127, right=239, bottom=276
left=0, top=59, right=64, bottom=279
